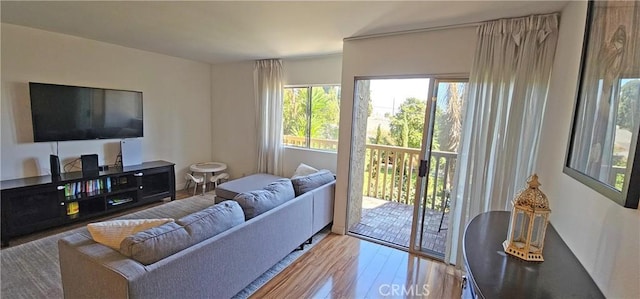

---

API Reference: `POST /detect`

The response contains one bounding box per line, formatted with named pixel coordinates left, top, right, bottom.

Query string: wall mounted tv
left=29, top=82, right=143, bottom=142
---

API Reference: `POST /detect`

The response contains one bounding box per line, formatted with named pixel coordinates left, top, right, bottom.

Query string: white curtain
left=254, top=59, right=284, bottom=176
left=446, top=14, right=559, bottom=266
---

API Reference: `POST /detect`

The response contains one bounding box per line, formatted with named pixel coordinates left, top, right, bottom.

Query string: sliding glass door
left=410, top=79, right=467, bottom=257
left=347, top=76, right=467, bottom=260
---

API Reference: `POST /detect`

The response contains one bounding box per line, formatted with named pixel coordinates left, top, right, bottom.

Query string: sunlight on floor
left=361, top=196, right=389, bottom=209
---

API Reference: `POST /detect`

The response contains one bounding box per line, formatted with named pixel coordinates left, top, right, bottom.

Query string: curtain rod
left=344, top=21, right=482, bottom=41
left=345, top=11, right=560, bottom=41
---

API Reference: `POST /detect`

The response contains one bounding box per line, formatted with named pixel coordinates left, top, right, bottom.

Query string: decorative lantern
left=503, top=174, right=551, bottom=262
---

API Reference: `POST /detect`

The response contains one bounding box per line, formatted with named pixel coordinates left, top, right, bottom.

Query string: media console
left=1, top=160, right=175, bottom=247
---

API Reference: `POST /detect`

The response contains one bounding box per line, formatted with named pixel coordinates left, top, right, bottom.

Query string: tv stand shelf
left=0, top=160, right=175, bottom=247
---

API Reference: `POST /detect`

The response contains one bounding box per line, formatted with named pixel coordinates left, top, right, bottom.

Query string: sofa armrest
left=311, top=181, right=336, bottom=233
left=58, top=233, right=147, bottom=299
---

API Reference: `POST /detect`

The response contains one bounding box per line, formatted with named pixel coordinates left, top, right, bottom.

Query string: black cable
left=63, top=158, right=80, bottom=172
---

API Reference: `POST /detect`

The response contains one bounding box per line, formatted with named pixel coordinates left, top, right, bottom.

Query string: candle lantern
left=503, top=174, right=551, bottom=262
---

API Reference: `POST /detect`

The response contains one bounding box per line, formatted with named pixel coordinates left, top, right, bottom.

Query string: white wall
left=536, top=2, right=640, bottom=298
left=281, top=147, right=337, bottom=177
left=1, top=24, right=212, bottom=188
left=210, top=61, right=257, bottom=179
left=282, top=54, right=342, bottom=85
left=333, top=27, right=477, bottom=234
left=210, top=55, right=342, bottom=179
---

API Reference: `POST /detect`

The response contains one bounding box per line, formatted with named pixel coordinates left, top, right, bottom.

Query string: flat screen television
left=29, top=82, right=143, bottom=142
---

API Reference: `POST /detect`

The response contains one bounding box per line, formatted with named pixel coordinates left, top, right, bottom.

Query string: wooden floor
left=252, top=233, right=462, bottom=299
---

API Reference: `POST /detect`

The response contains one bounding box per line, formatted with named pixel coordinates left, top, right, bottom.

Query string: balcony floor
left=349, top=197, right=448, bottom=257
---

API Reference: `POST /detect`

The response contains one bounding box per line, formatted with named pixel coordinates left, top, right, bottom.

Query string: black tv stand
left=1, top=160, right=175, bottom=247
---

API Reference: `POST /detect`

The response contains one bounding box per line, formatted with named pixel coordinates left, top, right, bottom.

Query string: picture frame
left=564, top=0, right=640, bottom=209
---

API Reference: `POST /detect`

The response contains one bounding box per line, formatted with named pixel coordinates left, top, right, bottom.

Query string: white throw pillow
left=291, top=163, right=319, bottom=179
left=87, top=218, right=174, bottom=250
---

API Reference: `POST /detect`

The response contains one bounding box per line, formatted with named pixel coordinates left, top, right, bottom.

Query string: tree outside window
left=283, top=85, right=340, bottom=151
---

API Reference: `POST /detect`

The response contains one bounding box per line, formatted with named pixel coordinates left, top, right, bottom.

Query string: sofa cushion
left=119, top=201, right=245, bottom=265
left=291, top=163, right=318, bottom=179
left=176, top=201, right=244, bottom=244
left=119, top=222, right=191, bottom=265
left=233, top=179, right=295, bottom=220
left=291, top=169, right=335, bottom=196
left=87, top=218, right=174, bottom=250
left=215, top=173, right=283, bottom=201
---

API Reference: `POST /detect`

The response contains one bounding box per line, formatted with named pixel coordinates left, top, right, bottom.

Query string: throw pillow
left=291, top=169, right=335, bottom=196
left=233, top=179, right=295, bottom=219
left=176, top=201, right=245, bottom=244
left=291, top=163, right=318, bottom=179
left=87, top=218, right=174, bottom=250
left=119, top=222, right=192, bottom=265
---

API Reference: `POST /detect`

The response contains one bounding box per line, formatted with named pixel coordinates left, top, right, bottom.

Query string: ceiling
left=1, top=1, right=568, bottom=64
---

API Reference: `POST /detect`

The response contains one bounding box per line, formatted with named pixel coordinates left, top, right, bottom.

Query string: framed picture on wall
left=564, top=0, right=640, bottom=209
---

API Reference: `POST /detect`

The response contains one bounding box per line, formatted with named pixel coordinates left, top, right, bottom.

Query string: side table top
left=189, top=162, right=227, bottom=173
left=463, top=211, right=604, bottom=299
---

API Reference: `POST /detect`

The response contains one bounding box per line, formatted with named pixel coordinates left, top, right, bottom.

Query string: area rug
left=0, top=193, right=329, bottom=299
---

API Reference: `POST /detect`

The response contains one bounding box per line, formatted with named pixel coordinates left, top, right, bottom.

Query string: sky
left=369, top=78, right=430, bottom=117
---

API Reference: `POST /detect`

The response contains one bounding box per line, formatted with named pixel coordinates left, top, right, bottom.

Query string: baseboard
left=331, top=224, right=345, bottom=235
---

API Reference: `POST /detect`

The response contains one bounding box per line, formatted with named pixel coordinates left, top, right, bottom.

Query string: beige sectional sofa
left=58, top=172, right=335, bottom=299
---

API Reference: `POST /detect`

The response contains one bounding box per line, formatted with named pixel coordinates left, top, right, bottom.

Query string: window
left=282, top=85, right=340, bottom=151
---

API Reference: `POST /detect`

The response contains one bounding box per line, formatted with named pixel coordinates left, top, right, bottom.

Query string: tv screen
left=29, top=82, right=143, bottom=142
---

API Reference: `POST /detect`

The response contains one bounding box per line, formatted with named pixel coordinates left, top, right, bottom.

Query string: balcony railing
left=283, top=135, right=457, bottom=211
left=287, top=136, right=629, bottom=210
left=364, top=144, right=457, bottom=210
left=283, top=135, right=338, bottom=151
left=609, top=166, right=626, bottom=189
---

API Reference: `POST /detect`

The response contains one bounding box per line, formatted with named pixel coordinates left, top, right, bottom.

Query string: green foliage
left=615, top=173, right=625, bottom=190
left=436, top=83, right=464, bottom=152
left=379, top=83, right=464, bottom=152
left=432, top=107, right=442, bottom=151
left=389, top=97, right=427, bottom=149
left=310, top=86, right=340, bottom=140
left=283, top=88, right=308, bottom=138
left=617, top=80, right=639, bottom=131
left=369, top=124, right=392, bottom=145
left=283, top=86, right=340, bottom=141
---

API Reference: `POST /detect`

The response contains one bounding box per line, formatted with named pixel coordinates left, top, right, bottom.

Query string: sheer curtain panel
left=255, top=59, right=284, bottom=176
left=446, top=14, right=559, bottom=266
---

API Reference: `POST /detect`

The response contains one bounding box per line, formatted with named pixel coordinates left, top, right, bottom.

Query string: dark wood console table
left=1, top=160, right=175, bottom=246
left=463, top=211, right=604, bottom=299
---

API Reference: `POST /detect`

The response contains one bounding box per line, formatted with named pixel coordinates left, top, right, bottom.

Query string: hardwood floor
left=251, top=233, right=462, bottom=299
